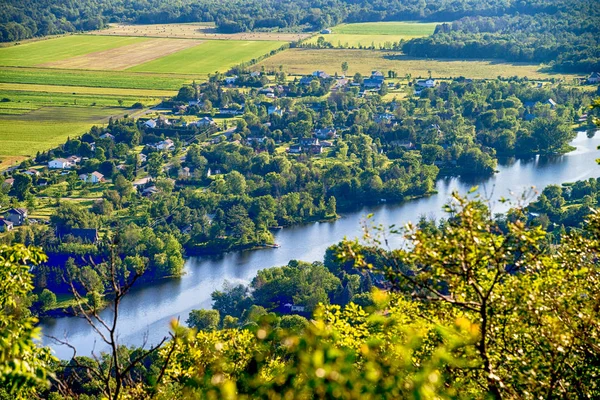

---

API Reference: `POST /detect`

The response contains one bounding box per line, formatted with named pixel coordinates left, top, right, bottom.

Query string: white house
left=66, top=155, right=82, bottom=165
left=284, top=303, right=306, bottom=312
left=23, top=169, right=40, bottom=176
left=48, top=158, right=72, bottom=169
left=225, top=76, right=238, bottom=84
left=417, top=79, right=437, bottom=88
left=193, top=117, right=216, bottom=127
left=320, top=29, right=332, bottom=34
left=99, top=133, right=115, bottom=140
left=0, top=219, right=13, bottom=232
left=267, top=105, right=283, bottom=116
left=156, top=139, right=175, bottom=151
left=144, top=120, right=157, bottom=129
left=79, top=171, right=105, bottom=184
left=250, top=71, right=261, bottom=78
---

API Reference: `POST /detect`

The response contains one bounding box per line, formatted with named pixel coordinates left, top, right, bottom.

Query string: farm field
left=254, top=49, right=574, bottom=80
left=308, top=21, right=438, bottom=48
left=128, top=40, right=286, bottom=74
left=0, top=83, right=176, bottom=97
left=89, top=23, right=311, bottom=42
left=0, top=35, right=148, bottom=67
left=0, top=107, right=124, bottom=169
left=0, top=67, right=195, bottom=90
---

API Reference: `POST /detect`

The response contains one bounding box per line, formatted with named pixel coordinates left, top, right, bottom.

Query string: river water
left=41, top=131, right=600, bottom=359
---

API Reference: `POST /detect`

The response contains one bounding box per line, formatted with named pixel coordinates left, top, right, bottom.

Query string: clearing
left=128, top=40, right=286, bottom=74
left=40, top=38, right=202, bottom=71
left=89, top=23, right=311, bottom=42
left=310, top=21, right=438, bottom=48
left=254, top=49, right=574, bottom=80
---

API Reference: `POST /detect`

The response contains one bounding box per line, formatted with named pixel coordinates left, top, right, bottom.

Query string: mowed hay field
left=90, top=23, right=312, bottom=42
left=0, top=107, right=122, bottom=169
left=128, top=40, right=286, bottom=74
left=307, top=21, right=438, bottom=48
left=255, top=49, right=573, bottom=80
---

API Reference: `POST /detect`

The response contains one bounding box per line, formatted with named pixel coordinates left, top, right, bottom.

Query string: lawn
left=0, top=107, right=124, bottom=169
left=128, top=40, right=287, bottom=74
left=0, top=35, right=148, bottom=67
left=0, top=67, right=195, bottom=90
left=255, top=49, right=575, bottom=80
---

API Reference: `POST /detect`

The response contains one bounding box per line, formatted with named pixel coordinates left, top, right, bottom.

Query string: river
left=41, top=131, right=600, bottom=359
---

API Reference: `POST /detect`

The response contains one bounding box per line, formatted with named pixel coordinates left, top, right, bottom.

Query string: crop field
left=0, top=67, right=194, bottom=90
left=89, top=23, right=311, bottom=42
left=255, top=49, right=575, bottom=80
left=0, top=35, right=148, bottom=67
left=128, top=40, right=286, bottom=74
left=307, top=21, right=438, bottom=48
left=0, top=107, right=122, bottom=169
left=0, top=83, right=176, bottom=98
left=41, top=38, right=202, bottom=70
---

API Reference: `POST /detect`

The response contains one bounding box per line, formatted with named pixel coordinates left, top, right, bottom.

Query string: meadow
left=255, top=49, right=573, bottom=80
left=307, top=21, right=438, bottom=48
left=128, top=40, right=286, bottom=74
left=90, top=23, right=311, bottom=42
left=0, top=107, right=123, bottom=168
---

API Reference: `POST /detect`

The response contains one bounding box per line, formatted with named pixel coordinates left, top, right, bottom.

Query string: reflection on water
left=42, top=132, right=600, bottom=359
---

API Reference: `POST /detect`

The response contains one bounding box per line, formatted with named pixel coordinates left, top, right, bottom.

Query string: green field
left=0, top=35, right=147, bottom=67
left=0, top=67, right=194, bottom=90
left=332, top=21, right=439, bottom=35
left=309, top=22, right=438, bottom=49
left=0, top=107, right=123, bottom=168
left=128, top=40, right=286, bottom=74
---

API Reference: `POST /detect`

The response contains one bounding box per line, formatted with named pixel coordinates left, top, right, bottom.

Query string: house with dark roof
left=315, top=128, right=337, bottom=139
left=5, top=208, right=27, bottom=226
left=300, top=137, right=319, bottom=146
left=0, top=219, right=13, bottom=232
left=588, top=72, right=600, bottom=84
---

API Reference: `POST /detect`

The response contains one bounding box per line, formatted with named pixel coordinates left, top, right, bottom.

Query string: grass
left=0, top=90, right=164, bottom=110
left=0, top=83, right=176, bottom=97
left=0, top=67, right=195, bottom=90
left=309, top=21, right=438, bottom=49
left=0, top=107, right=123, bottom=169
left=332, top=22, right=439, bottom=35
left=0, top=35, right=148, bottom=67
left=255, top=49, right=576, bottom=80
left=128, top=40, right=287, bottom=74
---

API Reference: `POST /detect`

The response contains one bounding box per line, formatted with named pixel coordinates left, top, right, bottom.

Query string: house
left=3, top=178, right=14, bottom=187
left=288, top=144, right=302, bottom=154
left=320, top=28, right=332, bottom=34
left=65, top=228, right=99, bottom=243
left=267, top=105, right=283, bottom=116
left=0, top=219, right=13, bottom=232
left=299, top=76, right=315, bottom=86
left=375, top=113, right=395, bottom=124
left=284, top=303, right=306, bottom=313
left=312, top=70, right=330, bottom=79
left=247, top=136, right=267, bottom=145
left=225, top=76, right=238, bottom=85
left=66, top=155, right=81, bottom=165
left=588, top=72, right=600, bottom=84
left=308, top=144, right=323, bottom=154
left=315, top=128, right=337, bottom=139
left=36, top=179, right=48, bottom=187
left=23, top=169, right=40, bottom=177
left=321, top=140, right=334, bottom=148
left=364, top=71, right=385, bottom=89
left=99, top=133, right=115, bottom=140
left=300, top=137, right=319, bottom=146
left=5, top=208, right=27, bottom=226
left=547, top=98, right=557, bottom=108
left=192, top=117, right=216, bottom=127
left=48, top=158, right=72, bottom=169
left=179, top=167, right=191, bottom=179
left=156, top=139, right=175, bottom=151
left=79, top=171, right=104, bottom=184
left=416, top=79, right=437, bottom=88
left=142, top=185, right=160, bottom=197
left=250, top=71, right=261, bottom=78
left=144, top=119, right=157, bottom=129
left=138, top=153, right=147, bottom=163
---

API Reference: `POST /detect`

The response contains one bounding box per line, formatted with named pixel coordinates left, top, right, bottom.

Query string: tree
left=186, top=309, right=220, bottom=331
left=326, top=196, right=337, bottom=217
left=39, top=288, right=57, bottom=310
left=147, top=152, right=164, bottom=178
left=11, top=173, right=32, bottom=201
left=0, top=244, right=54, bottom=397
left=113, top=174, right=132, bottom=200
left=211, top=282, right=253, bottom=319
left=341, top=61, right=348, bottom=75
